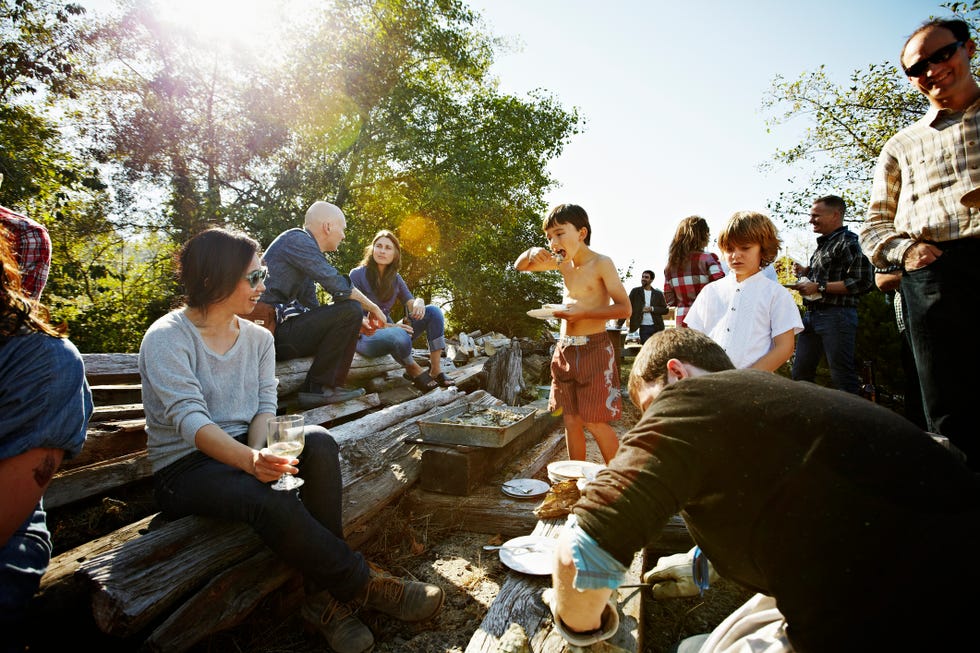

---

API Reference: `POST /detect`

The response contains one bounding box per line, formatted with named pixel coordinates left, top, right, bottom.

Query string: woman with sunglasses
left=138, top=228, right=443, bottom=653
left=349, top=230, right=452, bottom=392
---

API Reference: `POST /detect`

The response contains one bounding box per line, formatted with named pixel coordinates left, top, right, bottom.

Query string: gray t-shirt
left=139, top=310, right=278, bottom=472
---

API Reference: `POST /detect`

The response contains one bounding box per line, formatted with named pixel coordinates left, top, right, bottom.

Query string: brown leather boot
left=358, top=563, right=444, bottom=622
left=301, top=590, right=374, bottom=653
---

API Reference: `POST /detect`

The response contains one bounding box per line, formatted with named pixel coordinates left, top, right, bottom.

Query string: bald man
left=261, top=201, right=387, bottom=407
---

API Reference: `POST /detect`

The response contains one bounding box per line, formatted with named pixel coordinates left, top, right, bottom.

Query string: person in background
left=349, top=230, right=451, bottom=392
left=548, top=327, right=978, bottom=653
left=626, top=269, right=667, bottom=344
left=860, top=17, right=980, bottom=468
left=0, top=175, right=51, bottom=301
left=663, top=216, right=725, bottom=328
left=260, top=201, right=387, bottom=408
left=514, top=204, right=632, bottom=464
left=0, top=229, right=91, bottom=652
left=686, top=211, right=802, bottom=371
left=139, top=228, right=443, bottom=653
left=791, top=195, right=873, bottom=393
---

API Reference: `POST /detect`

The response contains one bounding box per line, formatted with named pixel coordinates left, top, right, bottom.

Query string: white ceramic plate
left=501, top=478, right=550, bottom=499
left=547, top=460, right=605, bottom=483
left=497, top=535, right=558, bottom=575
left=526, top=304, right=567, bottom=319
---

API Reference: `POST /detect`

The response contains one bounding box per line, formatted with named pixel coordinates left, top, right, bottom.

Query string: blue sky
left=467, top=0, right=943, bottom=287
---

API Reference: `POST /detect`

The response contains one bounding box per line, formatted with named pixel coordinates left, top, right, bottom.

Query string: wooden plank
left=45, top=451, right=152, bottom=509
left=62, top=424, right=147, bottom=471
left=91, top=403, right=144, bottom=421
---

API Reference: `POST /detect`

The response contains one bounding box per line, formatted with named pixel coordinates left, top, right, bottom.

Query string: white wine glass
left=266, top=414, right=305, bottom=491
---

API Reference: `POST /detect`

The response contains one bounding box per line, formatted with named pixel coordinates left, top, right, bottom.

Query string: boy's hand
left=555, top=303, right=581, bottom=321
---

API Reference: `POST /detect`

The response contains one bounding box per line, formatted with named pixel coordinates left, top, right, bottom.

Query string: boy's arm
left=515, top=246, right=561, bottom=272
left=651, top=290, right=668, bottom=315
left=749, top=329, right=796, bottom=372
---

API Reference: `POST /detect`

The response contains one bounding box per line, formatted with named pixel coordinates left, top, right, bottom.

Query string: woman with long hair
left=663, top=216, right=726, bottom=328
left=138, top=228, right=443, bottom=653
left=349, top=230, right=451, bottom=392
left=0, top=229, right=91, bottom=647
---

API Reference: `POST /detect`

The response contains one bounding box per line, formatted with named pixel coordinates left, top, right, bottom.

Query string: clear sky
left=83, top=0, right=944, bottom=288
left=466, top=0, right=943, bottom=288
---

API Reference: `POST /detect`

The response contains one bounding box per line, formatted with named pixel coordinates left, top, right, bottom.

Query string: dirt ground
left=39, top=359, right=752, bottom=653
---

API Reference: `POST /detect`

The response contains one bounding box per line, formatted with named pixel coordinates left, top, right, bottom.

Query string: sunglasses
left=244, top=266, right=269, bottom=288
left=904, top=41, right=963, bottom=77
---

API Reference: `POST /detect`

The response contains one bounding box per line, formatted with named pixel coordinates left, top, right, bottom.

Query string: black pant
left=274, top=300, right=363, bottom=389
left=902, top=238, right=980, bottom=469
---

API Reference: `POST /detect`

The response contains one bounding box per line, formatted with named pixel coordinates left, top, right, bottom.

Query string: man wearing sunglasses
left=860, top=17, right=980, bottom=471
left=260, top=201, right=388, bottom=408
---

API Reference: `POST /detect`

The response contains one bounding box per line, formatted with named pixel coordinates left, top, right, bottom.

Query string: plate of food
left=527, top=304, right=567, bottom=319
left=496, top=535, right=558, bottom=575
left=501, top=478, right=550, bottom=499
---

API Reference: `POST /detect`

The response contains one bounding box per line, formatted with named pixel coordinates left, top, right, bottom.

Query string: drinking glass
left=266, top=414, right=305, bottom=491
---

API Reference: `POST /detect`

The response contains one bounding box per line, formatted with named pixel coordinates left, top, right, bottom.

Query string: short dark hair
left=542, top=204, right=591, bottom=245
left=642, top=269, right=655, bottom=279
left=813, top=195, right=846, bottom=216
left=179, top=228, right=260, bottom=310
left=902, top=18, right=972, bottom=64
left=628, top=328, right=734, bottom=406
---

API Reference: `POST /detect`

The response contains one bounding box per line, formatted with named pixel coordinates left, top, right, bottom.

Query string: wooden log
left=45, top=451, right=152, bottom=509
left=63, top=424, right=147, bottom=471
left=82, top=353, right=402, bottom=398
left=139, top=549, right=296, bottom=653
left=91, top=403, right=145, bottom=421
left=484, top=340, right=524, bottom=405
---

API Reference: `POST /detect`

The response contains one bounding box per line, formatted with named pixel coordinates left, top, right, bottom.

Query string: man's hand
left=641, top=547, right=719, bottom=599
left=903, top=242, right=942, bottom=272
left=542, top=588, right=620, bottom=647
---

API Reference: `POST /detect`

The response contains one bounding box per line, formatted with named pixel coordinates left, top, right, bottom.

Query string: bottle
left=860, top=361, right=877, bottom=403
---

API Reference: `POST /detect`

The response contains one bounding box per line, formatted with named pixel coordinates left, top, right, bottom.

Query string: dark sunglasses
left=244, top=267, right=269, bottom=288
left=904, top=41, right=963, bottom=77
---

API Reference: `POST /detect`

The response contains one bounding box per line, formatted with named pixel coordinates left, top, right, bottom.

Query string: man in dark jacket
left=626, top=269, right=667, bottom=344
left=549, top=328, right=978, bottom=652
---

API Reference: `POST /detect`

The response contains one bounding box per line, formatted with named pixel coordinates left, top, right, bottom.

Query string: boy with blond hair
left=686, top=211, right=802, bottom=370
left=514, top=204, right=631, bottom=463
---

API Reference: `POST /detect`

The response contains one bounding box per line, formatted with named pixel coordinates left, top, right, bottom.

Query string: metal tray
left=416, top=404, right=537, bottom=448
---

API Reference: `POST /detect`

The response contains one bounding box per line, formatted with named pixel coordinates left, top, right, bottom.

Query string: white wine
left=267, top=441, right=304, bottom=459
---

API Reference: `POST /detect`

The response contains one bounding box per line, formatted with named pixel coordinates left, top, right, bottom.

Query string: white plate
left=547, top=460, right=605, bottom=483
left=501, top=478, right=550, bottom=499
left=526, top=304, right=567, bottom=319
left=497, top=536, right=558, bottom=575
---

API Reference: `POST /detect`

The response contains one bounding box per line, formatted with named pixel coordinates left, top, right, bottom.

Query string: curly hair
left=667, top=216, right=711, bottom=271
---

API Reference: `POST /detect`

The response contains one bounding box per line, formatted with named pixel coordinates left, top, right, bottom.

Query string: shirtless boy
left=514, top=204, right=631, bottom=463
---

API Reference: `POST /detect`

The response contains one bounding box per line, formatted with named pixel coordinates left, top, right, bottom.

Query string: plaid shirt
left=663, top=251, right=725, bottom=327
left=860, top=97, right=980, bottom=269
left=1, top=205, right=51, bottom=300
left=805, top=227, right=873, bottom=308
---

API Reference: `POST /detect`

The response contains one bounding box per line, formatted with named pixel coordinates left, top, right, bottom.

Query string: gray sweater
left=139, top=310, right=279, bottom=472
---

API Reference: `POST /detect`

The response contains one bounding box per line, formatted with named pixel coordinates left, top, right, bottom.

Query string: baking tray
left=416, top=404, right=537, bottom=448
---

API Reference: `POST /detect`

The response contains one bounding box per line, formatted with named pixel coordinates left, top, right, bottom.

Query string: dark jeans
left=791, top=304, right=860, bottom=394
left=153, top=428, right=369, bottom=600
left=901, top=239, right=980, bottom=469
left=275, top=300, right=362, bottom=390
left=638, top=324, right=662, bottom=344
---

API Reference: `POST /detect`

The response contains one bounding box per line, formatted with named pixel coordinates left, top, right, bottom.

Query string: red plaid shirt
left=1, top=205, right=51, bottom=300
left=663, top=251, right=725, bottom=327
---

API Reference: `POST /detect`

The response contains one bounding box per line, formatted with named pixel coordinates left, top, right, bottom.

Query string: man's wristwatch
left=817, top=282, right=827, bottom=294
